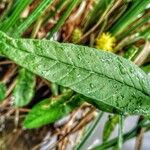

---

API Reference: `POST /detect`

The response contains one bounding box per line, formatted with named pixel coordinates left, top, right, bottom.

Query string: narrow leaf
left=0, top=82, right=6, bottom=102
left=13, top=68, right=35, bottom=107
left=0, top=31, right=150, bottom=115
left=110, top=1, right=150, bottom=36
left=103, top=114, right=119, bottom=142
left=24, top=91, right=83, bottom=129
left=13, top=0, right=54, bottom=37
left=0, top=0, right=33, bottom=31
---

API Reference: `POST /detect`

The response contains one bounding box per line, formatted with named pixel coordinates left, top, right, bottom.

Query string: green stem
left=92, top=120, right=148, bottom=150
left=47, top=0, right=80, bottom=39
left=117, top=115, right=124, bottom=150
left=74, top=112, right=104, bottom=150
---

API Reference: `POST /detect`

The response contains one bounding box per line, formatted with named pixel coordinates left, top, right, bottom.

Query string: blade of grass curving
left=0, top=0, right=33, bottom=32
left=23, top=91, right=84, bottom=129
left=0, top=31, right=150, bottom=115
left=12, top=0, right=54, bottom=37
left=115, top=25, right=150, bottom=52
left=47, top=0, right=81, bottom=39
left=110, top=0, right=150, bottom=36
left=13, top=68, right=36, bottom=107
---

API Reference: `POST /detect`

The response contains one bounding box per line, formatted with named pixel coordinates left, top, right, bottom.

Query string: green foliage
left=142, top=65, right=150, bottom=74
left=47, top=0, right=80, bottom=39
left=13, top=68, right=35, bottom=107
left=84, top=0, right=113, bottom=30
left=0, top=0, right=33, bottom=32
left=103, top=114, right=119, bottom=142
left=110, top=0, right=150, bottom=36
left=124, top=46, right=138, bottom=60
left=13, top=0, right=54, bottom=37
left=75, top=112, right=104, bottom=150
left=0, top=31, right=150, bottom=115
left=24, top=91, right=83, bottom=128
left=0, top=82, right=6, bottom=102
left=0, top=0, right=150, bottom=149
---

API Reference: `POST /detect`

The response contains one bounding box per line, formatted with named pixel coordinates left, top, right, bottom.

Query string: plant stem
left=135, top=116, right=145, bottom=150
left=92, top=121, right=148, bottom=150
left=74, top=112, right=104, bottom=150
left=117, top=114, right=124, bottom=150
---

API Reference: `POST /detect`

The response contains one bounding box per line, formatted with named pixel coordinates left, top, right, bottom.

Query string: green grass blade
left=141, top=65, right=150, bottom=74
left=103, top=115, right=119, bottom=142
left=110, top=1, right=150, bottom=36
left=13, top=0, right=54, bottom=37
left=74, top=112, right=103, bottom=150
left=0, top=82, right=6, bottom=102
left=0, top=0, right=33, bottom=31
left=117, top=115, right=124, bottom=150
left=118, top=14, right=150, bottom=40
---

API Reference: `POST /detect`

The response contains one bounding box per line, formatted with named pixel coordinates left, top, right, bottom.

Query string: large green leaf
left=13, top=68, right=36, bottom=107
left=24, top=91, right=83, bottom=129
left=0, top=31, right=150, bottom=115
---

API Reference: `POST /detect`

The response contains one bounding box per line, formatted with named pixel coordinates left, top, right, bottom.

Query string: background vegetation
left=0, top=0, right=150, bottom=149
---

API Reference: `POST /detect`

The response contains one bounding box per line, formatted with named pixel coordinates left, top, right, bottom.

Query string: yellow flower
left=71, top=28, right=83, bottom=43
left=96, top=32, right=116, bottom=52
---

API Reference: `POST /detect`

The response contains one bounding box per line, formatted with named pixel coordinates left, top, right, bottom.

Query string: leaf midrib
left=4, top=38, right=150, bottom=97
